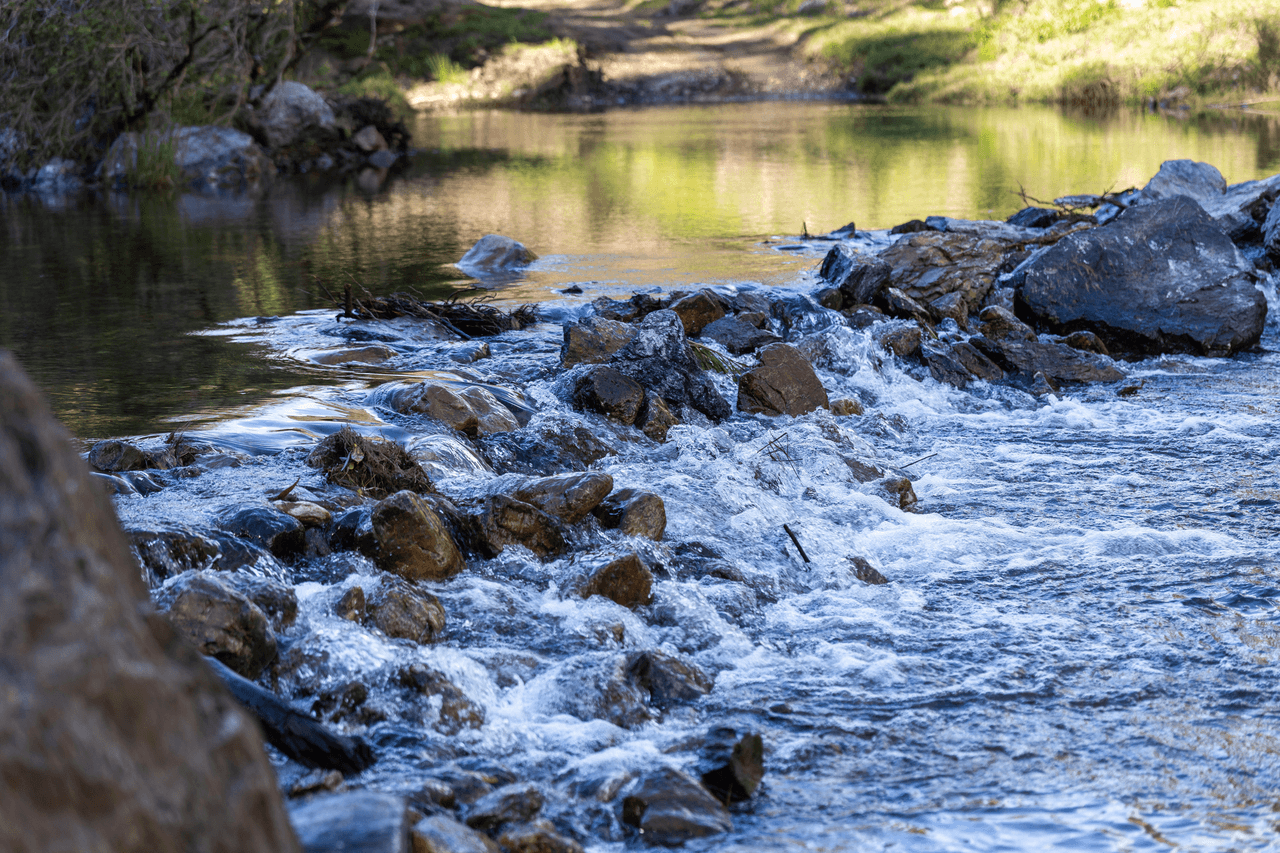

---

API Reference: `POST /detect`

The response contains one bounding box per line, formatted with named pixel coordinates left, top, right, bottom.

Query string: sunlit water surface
left=5, top=102, right=1280, bottom=850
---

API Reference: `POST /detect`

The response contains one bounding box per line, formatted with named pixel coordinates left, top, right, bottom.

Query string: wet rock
left=550, top=654, right=653, bottom=728
left=1007, top=206, right=1059, bottom=229
left=829, top=397, right=863, bottom=416
left=1021, top=196, right=1267, bottom=356
left=479, top=416, right=615, bottom=475
left=698, top=730, right=765, bottom=804
left=311, top=344, right=397, bottom=365
left=252, top=81, right=337, bottom=150
left=288, top=791, right=408, bottom=853
left=573, top=366, right=646, bottom=425
left=609, top=310, right=732, bottom=423
left=398, top=664, right=484, bottom=734
left=848, top=556, right=889, bottom=585
left=877, top=323, right=923, bottom=358
left=366, top=578, right=447, bottom=644
left=621, top=768, right=732, bottom=845
left=637, top=393, right=679, bottom=442
left=471, top=495, right=568, bottom=558
left=156, top=571, right=277, bottom=680
left=465, top=783, right=544, bottom=832
left=408, top=780, right=458, bottom=812
left=891, top=218, right=931, bottom=234
left=881, top=230, right=1012, bottom=308
left=562, top=316, right=636, bottom=366
left=929, top=291, right=970, bottom=329
left=220, top=506, right=306, bottom=559
left=1136, top=158, right=1225, bottom=205
left=369, top=149, right=397, bottom=169
left=922, top=339, right=1003, bottom=387
left=874, top=475, right=918, bottom=511
left=336, top=586, right=367, bottom=621
left=309, top=427, right=435, bottom=498
left=274, top=500, right=333, bottom=527
left=974, top=334, right=1124, bottom=385
left=814, top=287, right=843, bottom=310
left=737, top=343, right=829, bottom=417
left=412, top=815, right=500, bottom=853
left=88, top=438, right=147, bottom=471
left=699, top=315, right=782, bottom=355
left=383, top=383, right=519, bottom=437
left=449, top=341, right=491, bottom=364
left=1062, top=330, right=1110, bottom=356
left=127, top=524, right=221, bottom=584
left=311, top=681, right=372, bottom=725
left=496, top=821, right=584, bottom=853
left=370, top=490, right=466, bottom=581
left=330, top=506, right=377, bottom=555
left=287, top=769, right=346, bottom=798
left=510, top=471, right=614, bottom=523
left=1031, top=371, right=1060, bottom=395
left=576, top=552, right=654, bottom=608
left=592, top=488, right=666, bottom=541
left=769, top=293, right=841, bottom=339
left=626, top=650, right=713, bottom=708
left=977, top=305, right=1036, bottom=343
left=456, top=235, right=538, bottom=276
left=222, top=573, right=298, bottom=631
left=102, top=126, right=276, bottom=191
left=0, top=350, right=299, bottom=852
left=817, top=245, right=892, bottom=306
left=669, top=291, right=726, bottom=337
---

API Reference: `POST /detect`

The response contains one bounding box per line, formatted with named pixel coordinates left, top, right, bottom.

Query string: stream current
left=112, top=258, right=1280, bottom=851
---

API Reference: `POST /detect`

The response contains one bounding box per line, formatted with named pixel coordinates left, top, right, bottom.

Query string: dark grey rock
left=699, top=315, right=782, bottom=355
left=289, top=791, right=408, bottom=853
left=817, top=244, right=892, bottom=306
left=736, top=343, right=829, bottom=416
left=621, top=768, right=732, bottom=845
left=610, top=309, right=731, bottom=423
left=456, top=235, right=537, bottom=276
left=156, top=571, right=278, bottom=679
left=592, top=488, right=667, bottom=541
left=1007, top=206, right=1059, bottom=228
left=626, top=650, right=713, bottom=708
left=573, top=366, right=646, bottom=425
left=221, top=506, right=306, bottom=558
left=465, top=783, right=544, bottom=832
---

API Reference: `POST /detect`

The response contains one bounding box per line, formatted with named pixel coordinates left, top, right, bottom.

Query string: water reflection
left=4, top=103, right=1280, bottom=438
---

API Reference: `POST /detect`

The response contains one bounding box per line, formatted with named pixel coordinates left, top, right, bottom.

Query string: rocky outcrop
left=879, top=230, right=1013, bottom=310
left=737, top=343, right=829, bottom=416
left=0, top=349, right=299, bottom=853
left=1020, top=195, right=1267, bottom=356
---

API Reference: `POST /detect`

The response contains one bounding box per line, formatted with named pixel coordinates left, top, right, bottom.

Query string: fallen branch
left=783, top=524, right=810, bottom=563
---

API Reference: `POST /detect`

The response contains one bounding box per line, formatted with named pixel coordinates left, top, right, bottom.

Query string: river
left=5, top=102, right=1280, bottom=850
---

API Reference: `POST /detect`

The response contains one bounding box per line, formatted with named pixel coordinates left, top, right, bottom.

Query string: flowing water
left=6, top=103, right=1280, bottom=849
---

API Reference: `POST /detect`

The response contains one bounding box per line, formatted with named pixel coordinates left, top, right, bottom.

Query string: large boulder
left=609, top=310, right=731, bottom=423
left=0, top=349, right=300, bottom=852
left=736, top=344, right=829, bottom=416
left=251, top=81, right=337, bottom=150
left=1020, top=195, right=1267, bottom=356
left=100, top=127, right=276, bottom=192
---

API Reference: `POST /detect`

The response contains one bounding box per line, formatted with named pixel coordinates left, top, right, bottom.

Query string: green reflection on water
left=4, top=103, right=1280, bottom=439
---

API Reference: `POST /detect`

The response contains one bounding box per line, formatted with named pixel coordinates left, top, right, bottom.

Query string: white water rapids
left=112, top=250, right=1280, bottom=851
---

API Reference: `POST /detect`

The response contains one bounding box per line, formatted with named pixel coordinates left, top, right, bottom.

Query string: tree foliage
left=0, top=0, right=344, bottom=168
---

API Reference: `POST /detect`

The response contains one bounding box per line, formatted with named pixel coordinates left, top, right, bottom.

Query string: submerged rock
left=1020, top=195, right=1267, bottom=356
left=221, top=505, right=306, bottom=559
left=625, top=650, right=713, bottom=708
left=496, top=821, right=584, bottom=853
left=736, top=343, right=829, bottom=416
left=479, top=415, right=615, bottom=475
left=698, top=730, right=765, bottom=804
left=621, top=767, right=732, bottom=845
left=398, top=663, right=484, bottom=734
left=381, top=382, right=520, bottom=437
left=465, top=783, right=544, bottom=832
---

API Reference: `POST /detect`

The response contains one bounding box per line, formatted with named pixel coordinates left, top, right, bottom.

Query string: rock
left=609, top=310, right=732, bottom=423
left=156, top=571, right=278, bottom=679
left=817, top=245, right=892, bottom=306
left=411, top=815, right=499, bottom=853
left=877, top=323, right=923, bottom=358
left=309, top=427, right=435, bottom=498
left=879, top=287, right=934, bottom=326
left=456, top=235, right=537, bottom=276
left=577, top=552, right=654, bottom=608
left=549, top=654, right=653, bottom=728
left=1007, top=206, right=1059, bottom=228
left=848, top=556, right=888, bottom=585
left=874, top=475, right=917, bottom=511
left=699, top=315, right=782, bottom=355
left=814, top=287, right=843, bottom=310
left=976, top=305, right=1035, bottom=342
left=470, top=495, right=567, bottom=558
left=698, top=730, right=765, bottom=804
left=173, top=126, right=276, bottom=190
left=829, top=397, right=863, bottom=416
left=459, top=387, right=521, bottom=435
left=496, top=822, right=584, bottom=853
left=972, top=334, right=1124, bottom=385
left=1263, top=200, right=1280, bottom=261
left=311, top=682, right=373, bottom=725
left=880, top=230, right=1013, bottom=308
left=669, top=291, right=726, bottom=337
left=222, top=573, right=298, bottom=631
left=1061, top=330, right=1110, bottom=356
left=220, top=505, right=306, bottom=559
left=370, top=491, right=466, bottom=581
left=289, top=791, right=408, bottom=853
left=1021, top=196, right=1267, bottom=356
left=769, top=293, right=841, bottom=339
left=353, top=124, right=389, bottom=152
left=274, top=500, right=333, bottom=527
left=465, top=783, right=544, bottom=832
left=592, top=489, right=667, bottom=541
left=449, top=342, right=491, bottom=364
left=1136, top=158, right=1226, bottom=205
left=478, top=416, right=615, bottom=475
left=626, top=650, right=713, bottom=708
left=310, top=344, right=397, bottom=365
left=253, top=81, right=337, bottom=150
left=510, top=472, right=614, bottom=523
left=891, top=218, right=931, bottom=234
left=637, top=394, right=679, bottom=442
left=366, top=578, right=447, bottom=644
left=921, top=340, right=999, bottom=388
left=573, top=366, right=646, bottom=425
left=127, top=524, right=222, bottom=584
left=0, top=350, right=299, bottom=853
left=562, top=316, right=636, bottom=366
left=381, top=383, right=519, bottom=437
left=369, top=149, right=398, bottom=169
left=88, top=439, right=146, bottom=471
left=33, top=156, right=82, bottom=192
left=736, top=344, right=829, bottom=416
left=336, top=586, right=367, bottom=621
left=621, top=768, right=732, bottom=845
left=929, top=291, right=970, bottom=329
left=398, top=664, right=484, bottom=734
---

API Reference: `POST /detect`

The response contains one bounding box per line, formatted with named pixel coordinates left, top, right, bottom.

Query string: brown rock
left=699, top=316, right=782, bottom=355
left=458, top=386, right=520, bottom=436
left=272, top=500, right=332, bottom=526
left=881, top=230, right=1010, bottom=307
left=370, top=490, right=466, bottom=581
left=562, top=316, right=637, bottom=366
left=929, top=291, right=970, bottom=329
left=366, top=579, right=446, bottom=644
left=829, top=397, right=863, bottom=416
left=352, top=124, right=388, bottom=152
left=335, top=586, right=366, bottom=622
left=573, top=366, right=646, bottom=425
left=875, top=475, right=917, bottom=511
left=465, top=783, right=544, bottom=832
left=0, top=349, right=299, bottom=853
left=621, top=768, right=732, bottom=845
left=472, top=495, right=568, bottom=558
left=412, top=815, right=499, bottom=853
left=1062, top=330, right=1110, bottom=356
left=877, top=324, right=923, bottom=358
left=848, top=556, right=888, bottom=585
left=737, top=344, right=829, bottom=417
left=879, top=287, right=935, bottom=326
left=511, top=472, right=615, bottom=524
left=158, top=571, right=278, bottom=680
left=577, top=552, right=654, bottom=608
left=670, top=291, right=726, bottom=337
left=636, top=393, right=678, bottom=442
left=221, top=573, right=298, bottom=632
left=496, top=821, right=584, bottom=853
left=593, top=488, right=667, bottom=541
left=399, top=664, right=484, bottom=734
left=977, top=305, right=1036, bottom=343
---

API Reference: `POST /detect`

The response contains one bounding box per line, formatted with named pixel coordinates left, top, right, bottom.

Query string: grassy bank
left=708, top=0, right=1280, bottom=106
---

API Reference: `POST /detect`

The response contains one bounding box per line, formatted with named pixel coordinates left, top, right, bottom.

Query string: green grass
left=426, top=53, right=470, bottom=85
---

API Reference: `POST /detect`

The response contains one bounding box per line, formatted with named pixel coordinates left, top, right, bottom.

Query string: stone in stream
left=636, top=393, right=679, bottom=442
left=221, top=505, right=307, bottom=559
left=411, top=815, right=500, bottom=853
left=573, top=365, right=646, bottom=425
left=464, top=783, right=544, bottom=832
left=929, top=291, right=971, bottom=329
left=626, top=650, right=713, bottom=708
left=848, top=556, right=889, bottom=585
left=829, top=397, right=864, bottom=416
left=381, top=382, right=520, bottom=437
left=1062, top=330, right=1110, bottom=356
left=478, top=414, right=616, bottom=475
left=398, top=663, right=485, bottom=734
left=222, top=573, right=298, bottom=632
left=510, top=471, right=615, bottom=524
left=880, top=229, right=1016, bottom=308
left=88, top=438, right=147, bottom=471
left=127, top=523, right=222, bottom=584
left=973, top=305, right=1124, bottom=385
left=273, top=500, right=333, bottom=527
left=736, top=343, right=830, bottom=416
left=1020, top=195, right=1267, bottom=356
left=592, top=488, right=667, bottom=541
left=575, top=552, right=655, bottom=608
left=561, top=316, right=636, bottom=366
left=469, top=494, right=568, bottom=558
left=609, top=309, right=732, bottom=423
left=365, top=578, right=447, bottom=644
left=921, top=340, right=1004, bottom=388
left=455, top=234, right=538, bottom=276
left=699, top=314, right=782, bottom=355
left=669, top=290, right=726, bottom=336
left=288, top=790, right=409, bottom=853
left=878, top=287, right=934, bottom=326
left=550, top=654, right=654, bottom=728
left=0, top=349, right=299, bottom=852
left=817, top=244, right=892, bottom=306
left=877, top=322, right=923, bottom=359
left=496, top=821, right=584, bottom=853
left=621, top=767, right=732, bottom=845
left=250, top=81, right=337, bottom=149
left=1007, top=206, right=1059, bottom=229
left=335, top=586, right=367, bottom=621
left=697, top=730, right=765, bottom=804
left=370, top=490, right=466, bottom=581
left=309, top=426, right=436, bottom=498
left=155, top=571, right=278, bottom=680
